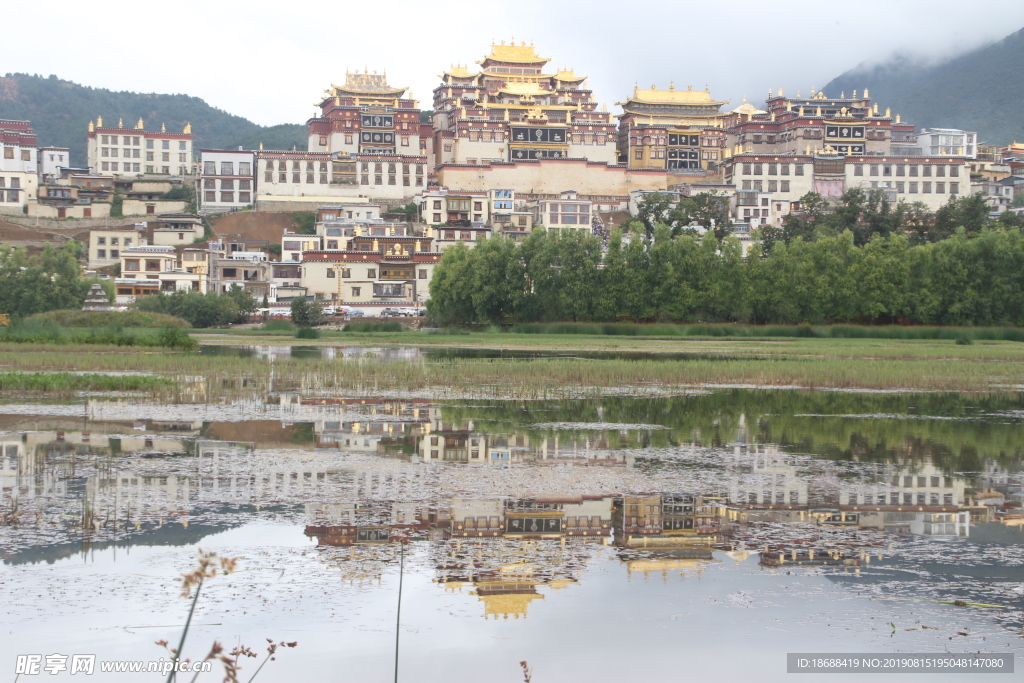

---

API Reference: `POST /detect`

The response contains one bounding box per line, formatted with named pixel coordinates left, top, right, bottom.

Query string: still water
left=2, top=388, right=1022, bottom=681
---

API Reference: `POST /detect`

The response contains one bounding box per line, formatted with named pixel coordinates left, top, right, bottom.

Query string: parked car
left=322, top=305, right=337, bottom=316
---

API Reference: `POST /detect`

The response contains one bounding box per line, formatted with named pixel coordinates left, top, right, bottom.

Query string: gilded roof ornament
left=864, top=87, right=870, bottom=98
left=96, top=115, right=103, bottom=127
left=135, top=118, right=144, bottom=130
left=815, top=106, right=822, bottom=116
left=885, top=107, right=891, bottom=118
left=183, top=122, right=191, bottom=134
left=88, top=120, right=94, bottom=133
left=118, top=118, right=123, bottom=128
left=161, top=122, right=166, bottom=133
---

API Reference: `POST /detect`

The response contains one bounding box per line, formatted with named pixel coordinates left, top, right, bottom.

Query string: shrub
left=343, top=321, right=404, bottom=333
left=156, top=327, right=198, bottom=350
left=295, top=326, right=320, bottom=339
left=28, top=309, right=191, bottom=328
left=261, top=319, right=296, bottom=332
left=955, top=334, right=974, bottom=345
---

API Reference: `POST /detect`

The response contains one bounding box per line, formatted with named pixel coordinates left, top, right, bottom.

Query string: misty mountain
left=825, top=26, right=1024, bottom=146
left=0, top=73, right=308, bottom=167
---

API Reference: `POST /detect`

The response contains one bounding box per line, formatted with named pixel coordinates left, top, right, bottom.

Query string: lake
left=2, top=380, right=1022, bottom=681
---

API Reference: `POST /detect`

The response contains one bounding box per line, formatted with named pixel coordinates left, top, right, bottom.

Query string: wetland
left=2, top=333, right=1023, bottom=681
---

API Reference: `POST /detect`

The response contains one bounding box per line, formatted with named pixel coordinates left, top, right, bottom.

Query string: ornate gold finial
left=796, top=91, right=801, bottom=98
left=161, top=122, right=166, bottom=133
left=786, top=100, right=792, bottom=112
left=799, top=106, right=804, bottom=116
left=651, top=84, right=656, bottom=90
left=768, top=88, right=773, bottom=98
left=885, top=107, right=891, bottom=118
left=633, top=82, right=638, bottom=96
left=602, top=103, right=607, bottom=112
left=864, top=87, right=870, bottom=98
left=810, top=87, right=816, bottom=97
left=815, top=106, right=822, bottom=116
left=372, top=238, right=379, bottom=251
left=705, top=83, right=709, bottom=92
left=183, top=122, right=191, bottom=134
left=88, top=120, right=94, bottom=133
left=96, top=115, right=103, bottom=127
left=778, top=87, right=784, bottom=96
left=669, top=81, right=674, bottom=90
left=118, top=117, right=123, bottom=128
left=259, top=142, right=263, bottom=150
left=135, top=117, right=144, bottom=130
left=852, top=89, right=858, bottom=99
left=840, top=91, right=845, bottom=99
left=873, top=103, right=879, bottom=115
left=896, top=113, right=901, bottom=123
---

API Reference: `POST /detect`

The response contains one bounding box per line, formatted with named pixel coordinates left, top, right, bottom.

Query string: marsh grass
left=3, top=336, right=1024, bottom=395
left=0, top=371, right=174, bottom=393
left=27, top=309, right=190, bottom=328
left=0, top=320, right=196, bottom=350
left=511, top=322, right=1024, bottom=341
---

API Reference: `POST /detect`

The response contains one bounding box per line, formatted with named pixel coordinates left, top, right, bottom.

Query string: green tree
left=290, top=298, right=325, bottom=327
left=225, top=284, right=258, bottom=323
left=0, top=241, right=91, bottom=317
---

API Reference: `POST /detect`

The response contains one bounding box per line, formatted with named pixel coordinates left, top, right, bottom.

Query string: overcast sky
left=4, top=0, right=1024, bottom=127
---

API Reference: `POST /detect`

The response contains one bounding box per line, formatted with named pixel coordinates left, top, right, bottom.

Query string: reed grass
left=510, top=322, right=1024, bottom=341
left=1, top=340, right=1023, bottom=395
left=0, top=371, right=173, bottom=392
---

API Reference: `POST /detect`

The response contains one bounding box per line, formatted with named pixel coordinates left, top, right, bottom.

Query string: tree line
left=427, top=191, right=1024, bottom=327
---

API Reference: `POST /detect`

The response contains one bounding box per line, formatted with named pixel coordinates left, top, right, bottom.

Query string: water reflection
left=2, top=391, right=1023, bottom=641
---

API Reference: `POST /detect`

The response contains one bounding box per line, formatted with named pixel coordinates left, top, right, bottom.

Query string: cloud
left=1, top=0, right=1022, bottom=125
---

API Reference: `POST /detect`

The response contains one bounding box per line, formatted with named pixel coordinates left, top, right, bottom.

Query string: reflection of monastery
left=722, top=443, right=970, bottom=537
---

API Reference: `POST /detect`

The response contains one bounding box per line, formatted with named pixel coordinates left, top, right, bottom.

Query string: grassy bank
left=0, top=320, right=196, bottom=350
left=27, top=309, right=191, bottom=328
left=509, top=322, right=1024, bottom=341
left=3, top=336, right=1024, bottom=395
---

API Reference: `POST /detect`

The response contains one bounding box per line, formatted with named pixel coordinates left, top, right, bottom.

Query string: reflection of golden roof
left=478, top=591, right=543, bottom=617
left=482, top=43, right=549, bottom=64
left=626, top=559, right=707, bottom=572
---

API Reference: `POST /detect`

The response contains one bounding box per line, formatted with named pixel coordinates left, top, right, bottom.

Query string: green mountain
left=825, top=27, right=1024, bottom=146
left=0, top=73, right=307, bottom=166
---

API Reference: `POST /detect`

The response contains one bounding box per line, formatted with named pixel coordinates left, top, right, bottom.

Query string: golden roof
left=626, top=85, right=727, bottom=107
left=499, top=82, right=547, bottom=97
left=481, top=42, right=549, bottom=64
left=445, top=65, right=476, bottom=78
left=731, top=97, right=766, bottom=116
left=555, top=69, right=584, bottom=82
left=333, top=71, right=407, bottom=96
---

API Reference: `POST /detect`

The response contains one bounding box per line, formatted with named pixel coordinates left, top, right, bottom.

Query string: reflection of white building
left=724, top=443, right=808, bottom=507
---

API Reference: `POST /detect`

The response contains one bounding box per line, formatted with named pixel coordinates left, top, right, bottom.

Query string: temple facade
left=287, top=71, right=428, bottom=200
left=720, top=89, right=972, bottom=225
left=431, top=42, right=617, bottom=166
left=616, top=84, right=730, bottom=174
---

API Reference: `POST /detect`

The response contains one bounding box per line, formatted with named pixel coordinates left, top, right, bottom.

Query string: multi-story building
left=293, top=71, right=428, bottom=200
left=417, top=187, right=491, bottom=226
left=0, top=119, right=38, bottom=213
left=915, top=128, right=977, bottom=159
left=431, top=42, right=617, bottom=166
left=87, top=117, right=193, bottom=177
left=529, top=190, right=593, bottom=233
left=617, top=84, right=730, bottom=173
left=299, top=228, right=440, bottom=308
left=199, top=149, right=255, bottom=212
left=721, top=90, right=971, bottom=224
left=87, top=227, right=146, bottom=269
left=38, top=146, right=70, bottom=180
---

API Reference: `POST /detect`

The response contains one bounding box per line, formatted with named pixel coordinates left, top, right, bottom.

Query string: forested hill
left=824, top=26, right=1024, bottom=146
left=0, top=73, right=307, bottom=166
